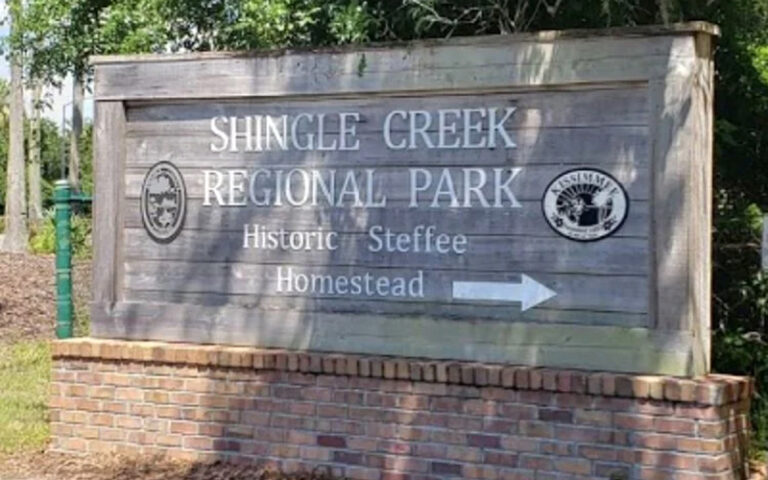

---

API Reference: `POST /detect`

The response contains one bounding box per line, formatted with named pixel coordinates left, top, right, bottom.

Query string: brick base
left=50, top=339, right=752, bottom=480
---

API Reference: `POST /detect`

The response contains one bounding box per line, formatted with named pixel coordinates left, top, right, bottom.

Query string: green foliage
left=27, top=213, right=54, bottom=255
left=0, top=115, right=67, bottom=215
left=28, top=211, right=92, bottom=259
left=0, top=340, right=50, bottom=453
left=715, top=330, right=768, bottom=453
left=78, top=125, right=93, bottom=195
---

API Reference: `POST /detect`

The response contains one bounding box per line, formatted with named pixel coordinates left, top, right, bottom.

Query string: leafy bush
left=29, top=210, right=92, bottom=259
left=714, top=331, right=768, bottom=458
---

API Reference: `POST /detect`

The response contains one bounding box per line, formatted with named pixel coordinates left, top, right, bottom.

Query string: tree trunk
left=28, top=83, right=43, bottom=222
left=3, top=0, right=27, bottom=252
left=68, top=71, right=83, bottom=191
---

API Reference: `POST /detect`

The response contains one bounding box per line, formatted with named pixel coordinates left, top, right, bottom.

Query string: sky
left=0, top=0, right=89, bottom=127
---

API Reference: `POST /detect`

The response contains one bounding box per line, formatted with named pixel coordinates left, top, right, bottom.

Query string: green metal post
left=54, top=179, right=73, bottom=339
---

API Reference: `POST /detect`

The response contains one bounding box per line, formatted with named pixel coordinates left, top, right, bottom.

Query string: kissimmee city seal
left=542, top=168, right=629, bottom=242
left=140, top=161, right=187, bottom=244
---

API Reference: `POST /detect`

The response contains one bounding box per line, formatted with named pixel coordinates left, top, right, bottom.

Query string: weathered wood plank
left=122, top=228, right=650, bottom=276
left=90, top=300, right=691, bottom=375
left=122, top=260, right=648, bottom=314
left=689, top=33, right=714, bottom=373
left=125, top=125, right=648, bottom=169
left=125, top=87, right=648, bottom=129
left=91, top=101, right=126, bottom=308
left=649, top=33, right=714, bottom=376
left=123, top=199, right=651, bottom=238
left=125, top=289, right=647, bottom=327
left=94, top=35, right=695, bottom=100
left=124, top=164, right=651, bottom=202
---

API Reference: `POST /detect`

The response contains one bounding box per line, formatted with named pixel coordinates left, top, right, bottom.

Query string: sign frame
left=91, top=22, right=718, bottom=376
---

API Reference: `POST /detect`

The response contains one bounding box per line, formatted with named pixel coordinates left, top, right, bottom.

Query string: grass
left=0, top=340, right=50, bottom=453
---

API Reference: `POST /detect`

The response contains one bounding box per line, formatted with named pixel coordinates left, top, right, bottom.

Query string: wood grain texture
left=123, top=164, right=650, bottom=202
left=122, top=259, right=648, bottom=312
left=91, top=101, right=126, bottom=309
left=648, top=34, right=714, bottom=375
left=93, top=35, right=697, bottom=101
left=123, top=199, right=651, bottom=238
left=123, top=88, right=650, bottom=170
left=121, top=228, right=649, bottom=276
left=125, top=126, right=648, bottom=169
left=124, top=289, right=647, bottom=327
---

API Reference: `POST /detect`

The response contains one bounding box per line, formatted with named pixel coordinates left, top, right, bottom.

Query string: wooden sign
left=91, top=23, right=718, bottom=376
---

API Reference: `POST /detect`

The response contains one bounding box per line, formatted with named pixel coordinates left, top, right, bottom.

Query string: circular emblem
left=542, top=168, right=629, bottom=242
left=140, top=161, right=186, bottom=244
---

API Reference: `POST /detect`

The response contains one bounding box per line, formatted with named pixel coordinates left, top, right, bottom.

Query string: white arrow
left=452, top=275, right=557, bottom=312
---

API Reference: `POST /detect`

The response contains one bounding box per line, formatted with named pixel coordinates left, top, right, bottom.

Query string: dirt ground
left=0, top=253, right=56, bottom=343
left=0, top=253, right=91, bottom=344
left=0, top=451, right=339, bottom=480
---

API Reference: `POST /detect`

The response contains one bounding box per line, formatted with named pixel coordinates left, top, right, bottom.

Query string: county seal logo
left=542, top=168, right=629, bottom=242
left=140, top=161, right=187, bottom=244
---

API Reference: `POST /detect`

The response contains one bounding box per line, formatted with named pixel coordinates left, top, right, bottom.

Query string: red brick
left=115, top=388, right=143, bottom=402
left=144, top=391, right=170, bottom=404
left=61, top=437, right=88, bottom=451
left=540, top=440, right=571, bottom=456
left=699, top=453, right=733, bottom=473
left=64, top=384, right=87, bottom=396
left=346, top=467, right=380, bottom=480
left=333, top=451, right=365, bottom=465
left=317, top=434, right=346, bottom=448
left=578, top=445, right=618, bottom=461
left=555, top=425, right=612, bottom=443
left=115, top=415, right=142, bottom=429
left=519, top=454, right=553, bottom=471
left=99, top=428, right=125, bottom=442
left=573, top=409, right=611, bottom=427
left=156, top=434, right=183, bottom=447
left=614, top=413, right=655, bottom=430
left=49, top=343, right=751, bottom=480
left=699, top=421, right=728, bottom=438
left=169, top=421, right=198, bottom=435
left=519, top=421, right=553, bottom=438
left=554, top=458, right=591, bottom=475
left=381, top=474, right=410, bottom=480
left=654, top=417, right=696, bottom=435
left=635, top=451, right=697, bottom=470
left=596, top=463, right=631, bottom=479
left=102, top=401, right=126, bottom=414
left=500, top=436, right=539, bottom=452
left=484, top=450, right=518, bottom=467
left=539, top=408, right=572, bottom=423
left=466, top=434, right=501, bottom=449
left=587, top=374, right=602, bottom=395
left=156, top=406, right=182, bottom=419
left=514, top=368, right=530, bottom=389
left=91, top=413, right=114, bottom=427
left=430, top=462, right=462, bottom=476
left=634, top=433, right=724, bottom=454
left=198, top=423, right=225, bottom=436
